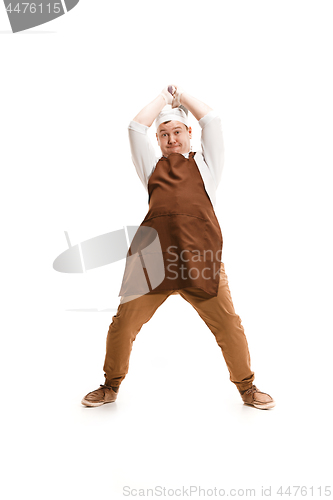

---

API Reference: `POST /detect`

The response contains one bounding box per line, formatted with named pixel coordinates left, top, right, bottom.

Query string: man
left=81, top=85, right=275, bottom=410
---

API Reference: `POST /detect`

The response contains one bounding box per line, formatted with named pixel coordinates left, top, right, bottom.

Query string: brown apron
left=119, top=152, right=223, bottom=297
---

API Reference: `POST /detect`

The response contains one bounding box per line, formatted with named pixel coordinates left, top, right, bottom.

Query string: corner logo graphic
left=3, top=0, right=79, bottom=33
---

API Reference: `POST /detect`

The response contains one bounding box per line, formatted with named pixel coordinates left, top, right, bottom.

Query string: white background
left=1, top=1, right=332, bottom=499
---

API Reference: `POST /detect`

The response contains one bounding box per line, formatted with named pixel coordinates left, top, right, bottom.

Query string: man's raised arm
left=133, top=88, right=173, bottom=126
left=128, top=87, right=173, bottom=189
left=171, top=85, right=224, bottom=187
left=170, top=85, right=213, bottom=121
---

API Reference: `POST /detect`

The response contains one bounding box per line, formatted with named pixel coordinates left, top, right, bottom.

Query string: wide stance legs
left=103, top=263, right=255, bottom=394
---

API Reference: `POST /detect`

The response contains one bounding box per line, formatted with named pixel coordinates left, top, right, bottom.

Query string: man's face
left=156, top=120, right=192, bottom=157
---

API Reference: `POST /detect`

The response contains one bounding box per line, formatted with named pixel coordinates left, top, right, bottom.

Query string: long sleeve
left=199, top=110, right=225, bottom=188
left=128, top=120, right=160, bottom=191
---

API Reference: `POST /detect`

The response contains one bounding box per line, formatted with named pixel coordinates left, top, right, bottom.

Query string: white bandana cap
left=155, top=106, right=189, bottom=130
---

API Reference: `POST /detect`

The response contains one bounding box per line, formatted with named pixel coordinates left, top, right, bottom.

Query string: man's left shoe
left=241, top=384, right=275, bottom=410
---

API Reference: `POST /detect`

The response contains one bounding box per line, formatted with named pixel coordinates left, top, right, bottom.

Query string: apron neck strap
left=161, top=151, right=196, bottom=160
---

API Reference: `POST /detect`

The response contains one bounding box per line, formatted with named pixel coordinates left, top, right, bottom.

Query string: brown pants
left=103, top=262, right=255, bottom=394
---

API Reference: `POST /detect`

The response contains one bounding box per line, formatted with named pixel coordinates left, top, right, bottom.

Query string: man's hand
left=171, top=84, right=185, bottom=108
left=160, top=86, right=173, bottom=105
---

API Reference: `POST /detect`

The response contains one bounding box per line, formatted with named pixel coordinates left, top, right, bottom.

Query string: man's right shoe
left=81, top=384, right=118, bottom=407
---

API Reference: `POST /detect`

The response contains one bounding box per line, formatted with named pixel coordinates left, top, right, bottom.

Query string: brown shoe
left=81, top=384, right=118, bottom=407
left=241, top=384, right=275, bottom=410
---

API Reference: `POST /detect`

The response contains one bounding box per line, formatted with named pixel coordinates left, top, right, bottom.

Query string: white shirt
left=128, top=110, right=225, bottom=208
